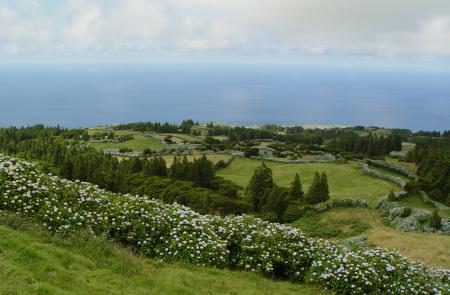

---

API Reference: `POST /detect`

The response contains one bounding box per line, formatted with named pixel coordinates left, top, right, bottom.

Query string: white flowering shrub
left=0, top=154, right=449, bottom=294
left=377, top=196, right=450, bottom=233
left=308, top=246, right=449, bottom=295
left=341, top=235, right=368, bottom=250
left=313, top=198, right=369, bottom=212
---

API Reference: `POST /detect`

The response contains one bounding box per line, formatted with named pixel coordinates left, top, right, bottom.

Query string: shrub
left=431, top=209, right=442, bottom=230
left=400, top=207, right=412, bottom=218
left=283, top=202, right=303, bottom=223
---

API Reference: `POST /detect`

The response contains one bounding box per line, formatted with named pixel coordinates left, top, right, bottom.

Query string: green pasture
left=87, top=129, right=167, bottom=151
left=217, top=158, right=400, bottom=206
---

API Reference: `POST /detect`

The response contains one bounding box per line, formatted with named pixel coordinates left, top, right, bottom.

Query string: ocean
left=0, top=62, right=449, bottom=131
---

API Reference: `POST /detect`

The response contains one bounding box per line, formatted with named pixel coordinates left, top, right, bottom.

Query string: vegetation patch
left=1, top=155, right=448, bottom=294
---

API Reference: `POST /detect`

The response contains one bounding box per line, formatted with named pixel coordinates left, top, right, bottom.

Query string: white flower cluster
left=362, top=164, right=406, bottom=188
left=0, top=154, right=448, bottom=294
left=313, top=198, right=368, bottom=212
left=377, top=196, right=450, bottom=234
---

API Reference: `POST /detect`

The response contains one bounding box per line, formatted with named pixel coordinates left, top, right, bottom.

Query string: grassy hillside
left=217, top=158, right=400, bottom=206
left=0, top=212, right=325, bottom=295
left=291, top=208, right=450, bottom=269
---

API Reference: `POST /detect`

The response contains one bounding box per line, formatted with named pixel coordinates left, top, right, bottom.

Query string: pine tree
left=191, top=155, right=215, bottom=188
left=289, top=173, right=304, bottom=202
left=264, top=187, right=288, bottom=223
left=430, top=209, right=442, bottom=230
left=320, top=172, right=330, bottom=203
left=169, top=156, right=181, bottom=179
left=304, top=172, right=330, bottom=204
left=179, top=155, right=192, bottom=180
left=305, top=172, right=322, bottom=204
left=246, top=162, right=274, bottom=212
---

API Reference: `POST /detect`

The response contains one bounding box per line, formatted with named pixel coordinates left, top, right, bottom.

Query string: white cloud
left=62, top=0, right=168, bottom=43
left=0, top=0, right=449, bottom=60
left=412, top=17, right=450, bottom=55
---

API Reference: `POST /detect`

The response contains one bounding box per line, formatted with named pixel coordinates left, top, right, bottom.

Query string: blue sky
left=1, top=0, right=450, bottom=65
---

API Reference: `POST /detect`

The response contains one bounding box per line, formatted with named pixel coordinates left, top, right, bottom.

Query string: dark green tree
left=289, top=173, right=304, bottom=202
left=305, top=172, right=329, bottom=204
left=263, top=187, right=288, bottom=223
left=430, top=209, right=442, bottom=230
left=320, top=172, right=330, bottom=202
left=246, top=162, right=274, bottom=212
left=142, top=148, right=152, bottom=157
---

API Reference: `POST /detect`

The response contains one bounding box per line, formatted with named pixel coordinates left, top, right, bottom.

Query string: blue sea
left=0, top=62, right=449, bottom=131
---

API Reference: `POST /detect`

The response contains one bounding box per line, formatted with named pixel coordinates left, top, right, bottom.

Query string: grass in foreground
left=217, top=158, right=399, bottom=206
left=291, top=208, right=450, bottom=269
left=0, top=212, right=325, bottom=295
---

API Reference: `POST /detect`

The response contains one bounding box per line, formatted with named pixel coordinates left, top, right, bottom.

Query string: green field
left=291, top=208, right=450, bottom=269
left=0, top=212, right=325, bottom=295
left=88, top=129, right=167, bottom=151
left=217, top=158, right=400, bottom=206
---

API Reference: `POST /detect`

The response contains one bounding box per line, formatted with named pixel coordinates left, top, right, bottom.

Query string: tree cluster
left=245, top=163, right=329, bottom=223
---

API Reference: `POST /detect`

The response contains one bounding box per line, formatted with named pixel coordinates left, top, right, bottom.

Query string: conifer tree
left=431, top=209, right=442, bottom=230
left=264, top=187, right=288, bottom=223
left=289, top=173, right=304, bottom=202
left=191, top=155, right=215, bottom=188
left=305, top=172, right=329, bottom=204
left=169, top=156, right=181, bottom=179
left=246, top=162, right=274, bottom=212
left=305, top=172, right=322, bottom=204
left=320, top=172, right=330, bottom=202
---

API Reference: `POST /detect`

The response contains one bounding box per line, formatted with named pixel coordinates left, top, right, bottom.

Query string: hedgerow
left=0, top=154, right=448, bottom=294
left=366, top=159, right=415, bottom=178
left=362, top=163, right=406, bottom=188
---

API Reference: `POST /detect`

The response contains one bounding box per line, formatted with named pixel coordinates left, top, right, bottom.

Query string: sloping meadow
left=0, top=154, right=448, bottom=295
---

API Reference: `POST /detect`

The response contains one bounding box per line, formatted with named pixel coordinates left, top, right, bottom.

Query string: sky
left=1, top=0, right=450, bottom=65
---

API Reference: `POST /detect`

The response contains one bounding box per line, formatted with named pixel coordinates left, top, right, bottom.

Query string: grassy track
left=0, top=212, right=325, bottom=295
left=217, top=158, right=400, bottom=206
left=291, top=208, right=450, bottom=269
